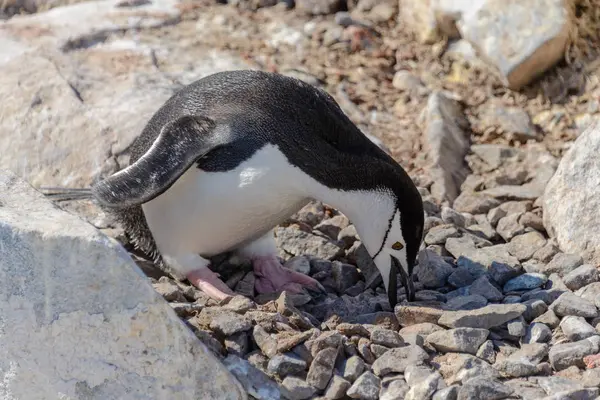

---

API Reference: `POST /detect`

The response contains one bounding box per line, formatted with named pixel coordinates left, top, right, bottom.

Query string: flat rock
left=281, top=376, right=317, bottom=400
left=496, top=213, right=526, bottom=242
left=453, top=192, right=501, bottom=215
left=427, top=328, right=489, bottom=355
left=438, top=304, right=527, bottom=329
left=370, top=329, right=405, bottom=348
left=458, top=0, right=571, bottom=89
left=542, top=253, right=585, bottom=277
left=380, top=379, right=410, bottom=400
left=395, top=304, right=444, bottom=326
left=324, top=375, right=351, bottom=400
left=448, top=267, right=477, bottom=288
left=347, top=371, right=381, bottom=400
left=494, top=359, right=538, bottom=378
left=446, top=294, right=488, bottom=311
left=296, top=0, right=344, bottom=15
left=267, top=353, right=307, bottom=378
left=456, top=245, right=522, bottom=285
left=421, top=91, right=471, bottom=203
left=551, top=292, right=598, bottom=318
left=577, top=282, right=600, bottom=308
left=416, top=249, right=455, bottom=288
left=544, top=120, right=600, bottom=265
left=372, top=345, right=430, bottom=376
left=435, top=353, right=500, bottom=385
left=470, top=276, right=503, bottom=301
left=405, top=372, right=443, bottom=400
left=307, top=347, right=338, bottom=390
left=559, top=316, right=598, bottom=341
left=563, top=264, right=599, bottom=291
left=479, top=105, right=537, bottom=141
left=425, top=224, right=461, bottom=246
left=457, top=377, right=514, bottom=400
left=342, top=356, right=365, bottom=382
left=503, top=273, right=547, bottom=292
left=0, top=171, right=245, bottom=399
left=549, top=337, right=600, bottom=371
left=275, top=227, right=344, bottom=260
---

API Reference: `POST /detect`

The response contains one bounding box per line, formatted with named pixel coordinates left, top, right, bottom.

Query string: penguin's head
left=367, top=206, right=423, bottom=308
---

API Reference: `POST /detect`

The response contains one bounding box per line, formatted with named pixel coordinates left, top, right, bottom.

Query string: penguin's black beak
left=390, top=255, right=415, bottom=307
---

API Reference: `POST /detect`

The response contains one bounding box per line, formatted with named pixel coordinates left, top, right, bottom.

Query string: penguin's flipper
left=92, top=115, right=218, bottom=209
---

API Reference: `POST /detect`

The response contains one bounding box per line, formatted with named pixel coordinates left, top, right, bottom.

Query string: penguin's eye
left=392, top=241, right=404, bottom=251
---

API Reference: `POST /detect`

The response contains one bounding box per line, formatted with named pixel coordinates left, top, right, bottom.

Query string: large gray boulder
left=543, top=119, right=600, bottom=265
left=0, top=170, right=246, bottom=400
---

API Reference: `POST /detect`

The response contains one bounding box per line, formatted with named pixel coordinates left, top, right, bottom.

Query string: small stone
left=281, top=376, right=317, bottom=400
left=434, top=353, right=500, bottom=385
left=267, top=353, right=307, bottom=378
left=395, top=304, right=444, bottom=326
left=506, top=231, right=547, bottom=261
left=542, top=253, right=584, bottom=277
left=337, top=323, right=370, bottom=338
left=441, top=206, right=467, bottom=227
left=522, top=322, right=552, bottom=344
left=400, top=322, right=445, bottom=336
left=306, top=331, right=344, bottom=357
left=506, top=316, right=527, bottom=337
left=253, top=325, right=278, bottom=358
left=447, top=267, right=477, bottom=288
left=504, top=380, right=547, bottom=399
left=370, top=343, right=390, bottom=358
left=371, top=329, right=405, bottom=348
left=206, top=310, right=252, bottom=336
left=522, top=299, right=548, bottom=322
left=549, top=337, right=600, bottom=371
left=496, top=214, right=526, bottom=242
left=563, top=265, right=600, bottom=291
left=224, top=295, right=256, bottom=313
left=427, top=328, right=489, bottom=355
left=357, top=338, right=376, bottom=364
left=307, top=347, right=338, bottom=390
left=510, top=342, right=549, bottom=364
left=433, top=385, right=459, bottom=400
left=275, top=226, right=344, bottom=260
left=372, top=346, right=430, bottom=376
left=152, top=277, right=186, bottom=302
left=547, top=273, right=570, bottom=291
left=494, top=359, right=538, bottom=378
left=284, top=256, right=312, bottom=275
left=338, top=225, right=358, bottom=248
left=453, top=192, right=501, bottom=215
left=315, top=215, right=349, bottom=240
left=456, top=245, right=522, bottom=285
left=582, top=368, right=600, bottom=386
left=503, top=273, right=548, bottom=292
left=342, top=355, right=365, bottom=382
left=438, top=304, right=527, bottom=329
left=538, top=376, right=584, bottom=394
left=470, top=276, right=504, bottom=302
left=224, top=332, right=250, bottom=358
left=223, top=355, right=281, bottom=400
left=405, top=372, right=443, bottom=400
left=476, top=340, right=496, bottom=364
left=533, top=242, right=561, bottom=263
left=347, top=371, right=381, bottom=400
left=404, top=365, right=434, bottom=387
left=551, top=292, right=598, bottom=318
left=577, top=282, right=600, bottom=308
left=457, top=377, right=514, bottom=400
left=331, top=261, right=361, bottom=294
left=446, top=294, right=488, bottom=311
left=392, top=70, right=427, bottom=94
left=325, top=375, right=351, bottom=399
left=380, top=379, right=410, bottom=400
left=533, top=310, right=560, bottom=328
left=519, top=212, right=545, bottom=231
left=416, top=249, right=454, bottom=288
left=296, top=0, right=344, bottom=15
left=276, top=330, right=314, bottom=353
left=425, top=224, right=461, bottom=245
left=353, top=312, right=400, bottom=330
left=560, top=316, right=598, bottom=341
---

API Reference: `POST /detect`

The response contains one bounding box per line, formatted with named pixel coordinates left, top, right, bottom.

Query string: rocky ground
left=3, top=0, right=600, bottom=399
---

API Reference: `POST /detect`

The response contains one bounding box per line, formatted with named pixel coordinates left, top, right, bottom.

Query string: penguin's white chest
left=141, top=144, right=314, bottom=257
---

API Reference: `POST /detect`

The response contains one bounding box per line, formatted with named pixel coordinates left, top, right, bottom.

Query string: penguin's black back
left=110, top=70, right=423, bottom=270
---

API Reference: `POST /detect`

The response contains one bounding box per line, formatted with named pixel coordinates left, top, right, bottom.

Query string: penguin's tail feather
left=38, top=187, right=94, bottom=202
left=92, top=114, right=219, bottom=209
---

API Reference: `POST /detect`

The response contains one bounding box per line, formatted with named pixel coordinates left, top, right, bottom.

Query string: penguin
left=44, top=70, right=424, bottom=307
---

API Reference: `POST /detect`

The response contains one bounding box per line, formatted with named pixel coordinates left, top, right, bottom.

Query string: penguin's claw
left=252, top=255, right=325, bottom=296
left=186, top=267, right=235, bottom=301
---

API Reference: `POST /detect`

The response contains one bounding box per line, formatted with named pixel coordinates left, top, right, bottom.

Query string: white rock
left=0, top=0, right=250, bottom=191
left=458, top=0, right=572, bottom=89
left=0, top=170, right=245, bottom=400
left=544, top=119, right=600, bottom=265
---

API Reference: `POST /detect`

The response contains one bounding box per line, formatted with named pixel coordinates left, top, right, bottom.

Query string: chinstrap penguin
left=45, top=70, right=424, bottom=307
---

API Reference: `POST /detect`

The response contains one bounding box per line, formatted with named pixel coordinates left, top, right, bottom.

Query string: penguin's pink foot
left=252, top=255, right=326, bottom=295
left=186, top=267, right=235, bottom=301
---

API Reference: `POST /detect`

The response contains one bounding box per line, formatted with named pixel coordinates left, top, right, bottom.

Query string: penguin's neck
left=310, top=185, right=396, bottom=255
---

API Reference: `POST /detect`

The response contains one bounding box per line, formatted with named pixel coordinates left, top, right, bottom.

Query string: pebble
left=447, top=267, right=477, bottom=288
left=425, top=224, right=461, bottom=245
left=435, top=353, right=500, bottom=384
left=559, top=316, right=598, bottom=341
left=506, top=316, right=527, bottom=337
left=307, top=347, right=338, bottom=390
left=519, top=212, right=545, bottom=232
left=331, top=261, right=361, bottom=293
left=456, top=377, right=514, bottom=400
left=223, top=355, right=281, bottom=400
left=494, top=358, right=538, bottom=378
left=537, top=376, right=584, bottom=394
left=542, top=253, right=584, bottom=277
left=427, top=328, right=489, bottom=355
left=281, top=376, right=317, bottom=400
left=438, top=304, right=527, bottom=329
left=314, top=215, right=349, bottom=240
left=152, top=277, right=187, bottom=302
left=522, top=299, right=548, bottom=322
left=416, top=249, right=454, bottom=288
left=380, top=379, right=410, bottom=400
left=549, top=336, right=600, bottom=371
left=372, top=345, right=429, bottom=376
left=441, top=206, right=467, bottom=227
left=224, top=332, right=249, bottom=358
left=577, top=282, right=600, bottom=308
left=400, top=323, right=445, bottom=336
left=453, top=192, right=501, bottom=214
left=551, top=292, right=598, bottom=318
left=496, top=213, right=526, bottom=242
left=507, top=231, right=547, bottom=261
left=562, top=264, right=599, bottom=291
left=582, top=369, right=600, bottom=387
left=446, top=294, right=488, bottom=311
left=253, top=325, right=278, bottom=358
left=522, top=322, right=552, bottom=344
left=395, top=304, right=444, bottom=326
left=370, top=328, right=405, bottom=348
left=405, top=365, right=435, bottom=388
left=470, top=276, right=504, bottom=301
left=503, top=273, right=547, bottom=292
left=433, top=385, right=459, bottom=400
left=324, top=375, right=351, bottom=400
left=342, top=355, right=365, bottom=382
left=476, top=340, right=496, bottom=364
left=405, top=372, right=443, bottom=400
left=533, top=310, right=560, bottom=328
left=267, top=353, right=307, bottom=377
left=347, top=371, right=381, bottom=400
left=207, top=310, right=252, bottom=336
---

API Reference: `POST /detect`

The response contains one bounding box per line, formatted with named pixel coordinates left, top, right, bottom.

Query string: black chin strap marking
left=372, top=206, right=398, bottom=260
left=388, top=256, right=399, bottom=307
